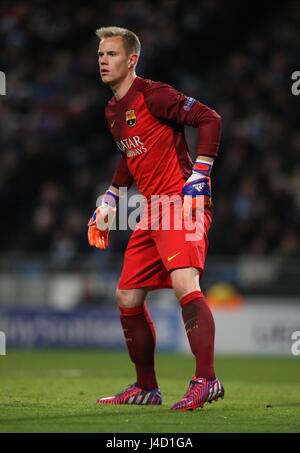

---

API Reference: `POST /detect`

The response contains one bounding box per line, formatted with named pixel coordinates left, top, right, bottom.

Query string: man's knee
left=173, top=283, right=195, bottom=300
left=115, top=288, right=132, bottom=307
left=115, top=288, right=146, bottom=308
left=170, top=267, right=201, bottom=300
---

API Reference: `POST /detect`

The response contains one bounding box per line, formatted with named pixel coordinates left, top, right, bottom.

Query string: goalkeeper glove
left=182, top=158, right=213, bottom=220
left=87, top=189, right=118, bottom=249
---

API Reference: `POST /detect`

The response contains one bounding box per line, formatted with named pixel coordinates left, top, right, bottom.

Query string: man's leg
left=97, top=227, right=168, bottom=405
left=116, top=287, right=159, bottom=391
left=97, top=287, right=162, bottom=405
left=170, top=267, right=215, bottom=379
left=169, top=267, right=224, bottom=410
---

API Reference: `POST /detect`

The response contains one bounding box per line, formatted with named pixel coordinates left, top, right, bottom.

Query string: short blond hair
left=95, top=26, right=141, bottom=55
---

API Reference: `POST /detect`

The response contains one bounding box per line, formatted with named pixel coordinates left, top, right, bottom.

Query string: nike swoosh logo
left=110, top=120, right=115, bottom=128
left=167, top=252, right=181, bottom=261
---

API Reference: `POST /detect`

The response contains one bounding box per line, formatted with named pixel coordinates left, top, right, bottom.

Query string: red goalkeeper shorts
left=118, top=201, right=213, bottom=290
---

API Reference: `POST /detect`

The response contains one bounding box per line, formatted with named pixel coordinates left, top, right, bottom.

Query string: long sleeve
left=144, top=82, right=221, bottom=157
left=111, top=154, right=134, bottom=190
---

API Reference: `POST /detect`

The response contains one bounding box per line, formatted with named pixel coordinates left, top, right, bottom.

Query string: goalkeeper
left=88, top=26, right=224, bottom=411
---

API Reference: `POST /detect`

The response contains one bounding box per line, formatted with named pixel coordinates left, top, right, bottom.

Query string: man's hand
left=87, top=203, right=116, bottom=249
left=87, top=188, right=119, bottom=249
left=182, top=159, right=213, bottom=220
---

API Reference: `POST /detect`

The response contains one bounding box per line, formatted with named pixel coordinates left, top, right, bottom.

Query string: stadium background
left=0, top=0, right=300, bottom=353
left=0, top=0, right=300, bottom=355
left=1, top=0, right=300, bottom=435
left=0, top=0, right=300, bottom=352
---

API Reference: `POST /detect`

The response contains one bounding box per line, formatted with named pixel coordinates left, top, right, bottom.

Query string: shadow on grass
left=0, top=407, right=176, bottom=424
left=265, top=402, right=300, bottom=408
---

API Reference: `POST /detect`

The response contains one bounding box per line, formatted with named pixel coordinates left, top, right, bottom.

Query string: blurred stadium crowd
left=1, top=0, right=299, bottom=261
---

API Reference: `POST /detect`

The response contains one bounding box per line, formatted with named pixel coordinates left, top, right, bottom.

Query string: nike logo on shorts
left=167, top=252, right=181, bottom=261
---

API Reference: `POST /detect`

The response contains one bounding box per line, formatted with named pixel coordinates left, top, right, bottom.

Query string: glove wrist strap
left=103, top=190, right=119, bottom=208
left=192, top=158, right=213, bottom=177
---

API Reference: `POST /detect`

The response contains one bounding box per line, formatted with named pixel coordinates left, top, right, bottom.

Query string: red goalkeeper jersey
left=105, top=76, right=221, bottom=200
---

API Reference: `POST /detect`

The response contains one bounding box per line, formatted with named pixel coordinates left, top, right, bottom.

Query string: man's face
left=98, top=36, right=131, bottom=85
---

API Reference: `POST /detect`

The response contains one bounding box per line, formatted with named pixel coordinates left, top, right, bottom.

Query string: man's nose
left=100, top=55, right=108, bottom=65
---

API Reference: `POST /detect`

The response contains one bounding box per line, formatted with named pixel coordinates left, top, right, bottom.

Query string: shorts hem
left=167, top=264, right=203, bottom=273
left=118, top=283, right=172, bottom=291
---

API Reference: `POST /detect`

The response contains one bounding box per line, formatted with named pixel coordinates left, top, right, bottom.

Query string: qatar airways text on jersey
left=116, top=135, right=148, bottom=157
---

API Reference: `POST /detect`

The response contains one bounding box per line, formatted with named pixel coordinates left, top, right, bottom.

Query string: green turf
left=0, top=350, right=299, bottom=433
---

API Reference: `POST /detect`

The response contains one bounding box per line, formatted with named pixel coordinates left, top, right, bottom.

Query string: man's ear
left=128, top=54, right=139, bottom=68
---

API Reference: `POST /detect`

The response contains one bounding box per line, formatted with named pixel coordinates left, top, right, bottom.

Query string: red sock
left=119, top=303, right=158, bottom=390
left=180, top=290, right=216, bottom=380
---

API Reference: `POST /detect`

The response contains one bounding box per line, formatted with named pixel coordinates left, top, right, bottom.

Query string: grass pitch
left=0, top=350, right=299, bottom=433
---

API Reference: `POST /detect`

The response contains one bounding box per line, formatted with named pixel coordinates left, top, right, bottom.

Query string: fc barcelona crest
left=125, top=109, right=136, bottom=127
